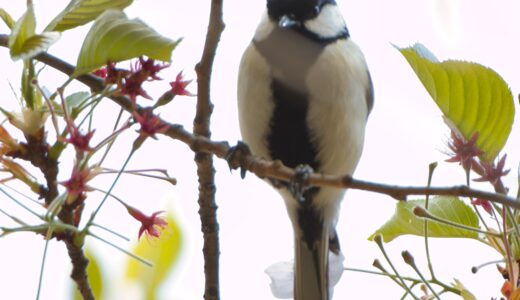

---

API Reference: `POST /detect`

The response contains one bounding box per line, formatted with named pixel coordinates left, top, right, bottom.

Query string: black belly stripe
left=267, top=79, right=320, bottom=170
left=267, top=79, right=324, bottom=251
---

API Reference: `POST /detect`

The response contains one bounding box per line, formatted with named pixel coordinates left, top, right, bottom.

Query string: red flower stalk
left=445, top=131, right=483, bottom=171
left=132, top=108, right=169, bottom=139
left=126, top=206, right=168, bottom=239
left=474, top=155, right=510, bottom=185
left=169, top=71, right=194, bottom=96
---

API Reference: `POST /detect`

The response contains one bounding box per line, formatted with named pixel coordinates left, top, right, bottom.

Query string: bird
left=237, top=0, right=373, bottom=299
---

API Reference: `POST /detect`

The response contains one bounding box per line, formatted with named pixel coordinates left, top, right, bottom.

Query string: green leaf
left=9, top=4, right=36, bottom=59
left=66, top=91, right=91, bottom=118
left=398, top=43, right=515, bottom=161
left=21, top=60, right=42, bottom=109
left=9, top=4, right=60, bottom=61
left=12, top=32, right=61, bottom=61
left=73, top=249, right=104, bottom=300
left=369, top=196, right=479, bottom=242
left=45, top=0, right=133, bottom=32
left=452, top=279, right=477, bottom=300
left=125, top=213, right=182, bottom=299
left=74, top=10, right=180, bottom=76
left=0, top=8, right=15, bottom=29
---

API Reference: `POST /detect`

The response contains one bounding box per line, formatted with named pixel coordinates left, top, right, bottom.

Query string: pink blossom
left=126, top=206, right=168, bottom=239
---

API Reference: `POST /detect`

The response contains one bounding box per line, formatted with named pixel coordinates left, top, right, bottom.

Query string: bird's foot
left=226, top=141, right=251, bottom=179
left=289, top=164, right=314, bottom=204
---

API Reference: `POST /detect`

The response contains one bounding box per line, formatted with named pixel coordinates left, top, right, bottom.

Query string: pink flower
left=63, top=123, right=94, bottom=152
left=169, top=71, right=194, bottom=96
left=126, top=206, right=168, bottom=239
left=471, top=198, right=493, bottom=215
left=136, top=57, right=169, bottom=81
left=121, top=75, right=152, bottom=101
left=445, top=131, right=483, bottom=171
left=98, top=58, right=170, bottom=102
left=473, top=155, right=510, bottom=185
left=61, top=168, right=96, bottom=203
left=104, top=62, right=129, bottom=85
left=93, top=67, right=108, bottom=79
left=132, top=108, right=169, bottom=139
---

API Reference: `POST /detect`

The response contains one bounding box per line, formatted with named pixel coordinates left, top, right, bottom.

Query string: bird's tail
left=293, top=224, right=330, bottom=300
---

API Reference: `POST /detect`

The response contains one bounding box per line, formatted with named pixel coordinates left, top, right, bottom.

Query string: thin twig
left=424, top=163, right=436, bottom=280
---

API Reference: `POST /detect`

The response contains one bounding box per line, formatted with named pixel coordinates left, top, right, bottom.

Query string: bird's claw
left=226, top=141, right=251, bottom=179
left=289, top=164, right=314, bottom=203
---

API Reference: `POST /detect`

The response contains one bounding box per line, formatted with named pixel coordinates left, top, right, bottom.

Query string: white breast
left=306, top=39, right=369, bottom=177
left=304, top=39, right=370, bottom=221
left=237, top=43, right=274, bottom=161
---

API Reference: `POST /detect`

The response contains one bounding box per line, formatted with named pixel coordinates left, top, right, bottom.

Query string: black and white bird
left=237, top=0, right=373, bottom=299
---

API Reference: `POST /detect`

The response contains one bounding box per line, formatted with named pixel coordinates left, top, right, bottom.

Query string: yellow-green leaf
left=74, top=10, right=180, bottom=76
left=0, top=8, right=15, bottom=29
left=73, top=249, right=104, bottom=300
left=398, top=43, right=515, bottom=161
left=45, top=0, right=133, bottom=32
left=8, top=4, right=60, bottom=61
left=125, top=213, right=182, bottom=299
left=452, top=279, right=477, bottom=300
left=369, top=196, right=479, bottom=242
left=9, top=4, right=36, bottom=59
left=11, top=32, right=60, bottom=61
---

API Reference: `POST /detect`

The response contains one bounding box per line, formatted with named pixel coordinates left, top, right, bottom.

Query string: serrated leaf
left=72, top=249, right=104, bottom=300
left=0, top=8, right=15, bottom=29
left=369, top=196, right=479, bottom=242
left=74, top=10, right=180, bottom=76
left=45, top=0, right=133, bottom=32
left=125, top=213, right=182, bottom=298
left=398, top=43, right=515, bottom=161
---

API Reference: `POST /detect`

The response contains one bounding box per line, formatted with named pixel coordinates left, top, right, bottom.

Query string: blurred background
left=0, top=0, right=519, bottom=299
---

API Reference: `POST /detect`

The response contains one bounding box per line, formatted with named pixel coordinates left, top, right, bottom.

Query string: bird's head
left=266, top=0, right=347, bottom=40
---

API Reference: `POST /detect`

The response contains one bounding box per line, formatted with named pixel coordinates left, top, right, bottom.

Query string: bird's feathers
left=237, top=2, right=372, bottom=299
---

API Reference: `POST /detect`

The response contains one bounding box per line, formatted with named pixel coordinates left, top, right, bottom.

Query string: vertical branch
left=66, top=240, right=94, bottom=300
left=194, top=1, right=225, bottom=300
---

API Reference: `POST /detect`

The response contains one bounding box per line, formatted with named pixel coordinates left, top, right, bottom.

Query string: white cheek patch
left=304, top=5, right=346, bottom=38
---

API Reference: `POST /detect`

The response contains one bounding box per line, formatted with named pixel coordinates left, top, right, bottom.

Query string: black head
left=267, top=0, right=336, bottom=22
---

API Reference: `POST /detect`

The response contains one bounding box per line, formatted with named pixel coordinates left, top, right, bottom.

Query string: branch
left=193, top=0, right=225, bottom=299
left=0, top=34, right=517, bottom=209
left=65, top=240, right=94, bottom=300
